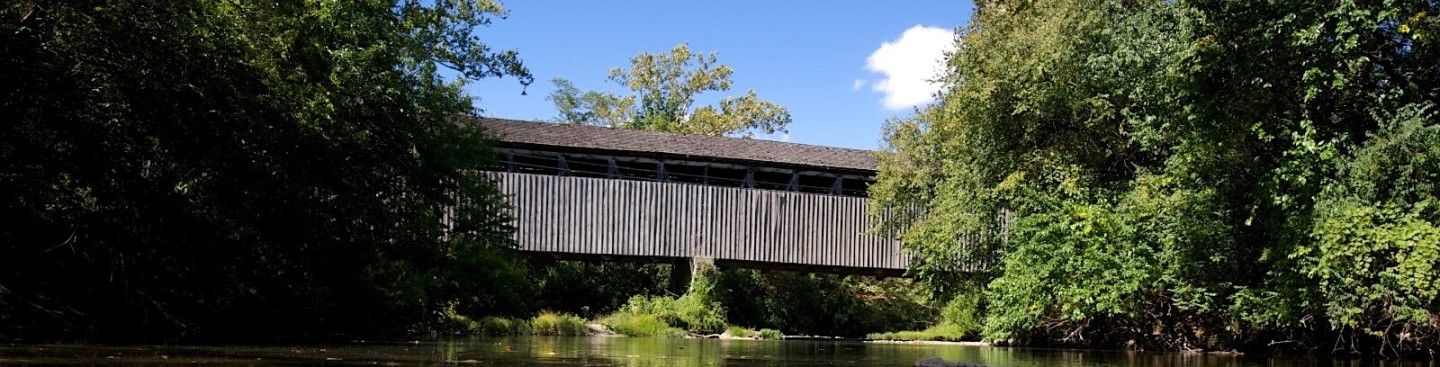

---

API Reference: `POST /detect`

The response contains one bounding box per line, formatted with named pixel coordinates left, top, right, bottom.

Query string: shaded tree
left=873, top=0, right=1439, bottom=353
left=0, top=0, right=531, bottom=340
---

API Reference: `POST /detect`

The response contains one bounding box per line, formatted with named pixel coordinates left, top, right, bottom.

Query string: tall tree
left=548, top=43, right=791, bottom=136
left=872, top=0, right=1439, bottom=353
left=0, top=0, right=531, bottom=340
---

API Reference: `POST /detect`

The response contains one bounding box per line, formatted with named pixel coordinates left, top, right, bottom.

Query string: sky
left=467, top=1, right=973, bottom=150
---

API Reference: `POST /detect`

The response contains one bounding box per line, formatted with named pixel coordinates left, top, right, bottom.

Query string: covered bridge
left=481, top=118, right=908, bottom=278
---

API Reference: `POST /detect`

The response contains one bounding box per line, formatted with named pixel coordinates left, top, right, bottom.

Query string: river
left=0, top=337, right=1430, bottom=366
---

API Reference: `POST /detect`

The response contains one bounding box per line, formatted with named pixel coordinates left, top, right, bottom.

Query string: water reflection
left=1, top=337, right=1435, bottom=366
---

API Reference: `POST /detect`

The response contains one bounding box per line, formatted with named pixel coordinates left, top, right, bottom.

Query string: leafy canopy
left=548, top=43, right=791, bottom=136
left=872, top=0, right=1439, bottom=353
left=1, top=0, right=531, bottom=340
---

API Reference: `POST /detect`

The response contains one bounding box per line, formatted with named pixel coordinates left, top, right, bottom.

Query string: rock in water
left=914, top=356, right=986, bottom=367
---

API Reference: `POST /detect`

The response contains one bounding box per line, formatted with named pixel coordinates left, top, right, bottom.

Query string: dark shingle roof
left=479, top=118, right=878, bottom=172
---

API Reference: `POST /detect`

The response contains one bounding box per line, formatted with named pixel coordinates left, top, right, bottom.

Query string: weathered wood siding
left=491, top=172, right=907, bottom=271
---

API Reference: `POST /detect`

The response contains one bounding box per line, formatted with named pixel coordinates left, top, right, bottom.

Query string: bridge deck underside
left=491, top=172, right=908, bottom=273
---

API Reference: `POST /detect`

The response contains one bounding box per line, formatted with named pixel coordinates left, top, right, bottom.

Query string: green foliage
left=756, top=328, right=783, bottom=340
left=548, top=44, right=791, bottom=136
left=0, top=0, right=530, bottom=340
left=601, top=313, right=684, bottom=337
left=607, top=296, right=720, bottom=333
left=873, top=0, right=1440, bottom=353
left=725, top=325, right=758, bottom=338
left=984, top=202, right=1149, bottom=341
left=719, top=325, right=782, bottom=340
left=615, top=293, right=727, bottom=334
left=542, top=263, right=932, bottom=337
left=528, top=312, right=590, bottom=336
left=867, top=324, right=970, bottom=342
left=477, top=316, right=531, bottom=336
left=1301, top=106, right=1440, bottom=349
left=598, top=262, right=726, bottom=334
left=442, top=303, right=484, bottom=334
left=938, top=296, right=982, bottom=338
left=715, top=269, right=934, bottom=337
left=868, top=295, right=982, bottom=342
left=526, top=260, right=674, bottom=317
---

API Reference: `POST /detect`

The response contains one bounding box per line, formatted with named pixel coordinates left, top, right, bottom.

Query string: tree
left=548, top=43, right=791, bottom=136
left=872, top=0, right=1439, bottom=353
left=0, top=0, right=532, bottom=340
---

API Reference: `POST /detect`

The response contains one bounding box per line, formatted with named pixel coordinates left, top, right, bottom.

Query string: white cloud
left=866, top=25, right=956, bottom=110
left=851, top=79, right=866, bottom=91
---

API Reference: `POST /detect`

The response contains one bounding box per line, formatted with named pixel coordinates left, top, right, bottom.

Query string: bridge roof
left=480, top=118, right=878, bottom=172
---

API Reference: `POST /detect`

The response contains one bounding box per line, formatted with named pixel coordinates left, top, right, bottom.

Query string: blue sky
left=468, top=1, right=973, bottom=150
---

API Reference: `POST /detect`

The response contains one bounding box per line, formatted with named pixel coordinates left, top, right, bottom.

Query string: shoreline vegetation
left=865, top=0, right=1440, bottom=357
left=448, top=311, right=934, bottom=343
left=5, top=0, right=1436, bottom=359
left=444, top=262, right=965, bottom=343
left=451, top=312, right=790, bottom=341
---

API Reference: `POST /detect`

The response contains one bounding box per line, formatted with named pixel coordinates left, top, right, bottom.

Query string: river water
left=0, top=337, right=1430, bottom=366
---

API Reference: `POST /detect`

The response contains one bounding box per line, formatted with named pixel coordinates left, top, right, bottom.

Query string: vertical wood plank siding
left=490, top=172, right=907, bottom=271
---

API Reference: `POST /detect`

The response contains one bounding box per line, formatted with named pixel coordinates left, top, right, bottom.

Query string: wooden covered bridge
left=481, top=118, right=908, bottom=278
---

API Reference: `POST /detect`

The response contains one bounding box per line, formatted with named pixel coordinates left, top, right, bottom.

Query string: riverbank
left=455, top=312, right=979, bottom=345
left=5, top=337, right=1428, bottom=366
left=449, top=263, right=950, bottom=341
left=864, top=340, right=991, bottom=347
left=453, top=311, right=787, bottom=340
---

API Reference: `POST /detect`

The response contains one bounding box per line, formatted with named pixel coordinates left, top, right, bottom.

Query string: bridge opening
left=498, top=148, right=873, bottom=197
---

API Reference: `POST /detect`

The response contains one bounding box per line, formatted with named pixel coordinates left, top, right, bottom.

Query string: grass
left=599, top=313, right=686, bottom=337
left=599, top=261, right=728, bottom=334
left=725, top=325, right=782, bottom=340
left=594, top=266, right=732, bottom=338
left=868, top=295, right=980, bottom=342
left=866, top=323, right=970, bottom=341
left=478, top=316, right=530, bottom=335
left=529, top=311, right=590, bottom=336
left=611, top=293, right=726, bottom=333
left=441, top=305, right=481, bottom=333
left=726, top=325, right=757, bottom=338
left=757, top=328, right=783, bottom=340
left=463, top=312, right=587, bottom=336
left=476, top=263, right=731, bottom=338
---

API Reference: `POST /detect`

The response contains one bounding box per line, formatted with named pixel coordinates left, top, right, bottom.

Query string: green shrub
left=938, top=296, right=981, bottom=336
left=866, top=296, right=979, bottom=342
left=615, top=292, right=726, bottom=333
left=1297, top=112, right=1440, bottom=349
left=713, top=269, right=935, bottom=337
left=726, top=325, right=757, bottom=338
left=441, top=304, right=480, bottom=333
left=600, top=313, right=684, bottom=337
left=529, top=311, right=589, bottom=336
left=673, top=295, right=726, bottom=332
left=757, top=328, right=783, bottom=340
left=526, top=260, right=675, bottom=317
left=679, top=266, right=728, bottom=332
left=866, top=323, right=969, bottom=341
left=478, top=316, right=529, bottom=335
left=616, top=295, right=672, bottom=316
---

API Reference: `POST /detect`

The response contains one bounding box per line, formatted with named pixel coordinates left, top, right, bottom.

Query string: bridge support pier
left=667, top=258, right=690, bottom=296
left=667, top=257, right=716, bottom=296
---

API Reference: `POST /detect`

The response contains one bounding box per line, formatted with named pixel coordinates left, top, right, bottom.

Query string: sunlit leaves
left=547, top=43, right=791, bottom=137
left=1304, top=106, right=1440, bottom=338
left=873, top=0, right=1440, bottom=352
